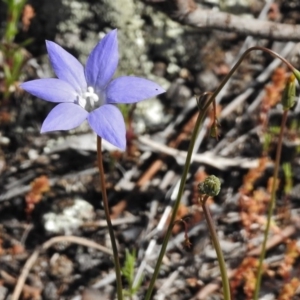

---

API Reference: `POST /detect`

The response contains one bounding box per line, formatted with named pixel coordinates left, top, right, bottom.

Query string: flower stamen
left=77, top=86, right=100, bottom=111
left=84, top=86, right=99, bottom=106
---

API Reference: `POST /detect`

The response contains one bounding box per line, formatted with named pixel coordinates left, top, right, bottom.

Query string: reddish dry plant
left=0, top=236, right=24, bottom=256
left=266, top=176, right=280, bottom=195
left=25, top=175, right=50, bottom=216
left=278, top=277, right=300, bottom=300
left=240, top=157, right=270, bottom=195
left=239, top=190, right=269, bottom=235
left=22, top=4, right=35, bottom=31
left=230, top=257, right=260, bottom=300
left=239, top=188, right=282, bottom=239
left=277, top=239, right=300, bottom=279
left=239, top=157, right=269, bottom=235
left=259, top=67, right=287, bottom=128
left=0, top=110, right=13, bottom=124
left=239, top=157, right=282, bottom=237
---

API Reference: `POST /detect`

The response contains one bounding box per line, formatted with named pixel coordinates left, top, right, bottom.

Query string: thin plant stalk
left=4, top=0, right=27, bottom=43
left=144, top=46, right=297, bottom=300
left=253, top=110, right=288, bottom=300
left=97, top=136, right=123, bottom=300
left=144, top=101, right=208, bottom=300
left=201, top=196, right=231, bottom=300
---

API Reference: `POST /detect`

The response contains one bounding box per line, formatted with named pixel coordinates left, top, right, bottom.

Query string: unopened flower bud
left=198, top=175, right=221, bottom=197
left=184, top=237, right=192, bottom=248
left=292, top=68, right=300, bottom=86
left=282, top=74, right=296, bottom=110
left=210, top=120, right=219, bottom=139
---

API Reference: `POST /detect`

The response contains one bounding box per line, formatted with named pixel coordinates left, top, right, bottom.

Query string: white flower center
left=77, top=86, right=100, bottom=111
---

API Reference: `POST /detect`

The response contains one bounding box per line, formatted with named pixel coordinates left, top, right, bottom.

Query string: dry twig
left=11, top=236, right=113, bottom=300
left=147, top=0, right=300, bottom=41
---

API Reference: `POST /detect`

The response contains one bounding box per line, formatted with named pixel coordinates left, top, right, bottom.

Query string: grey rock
left=166, top=78, right=192, bottom=107
left=43, top=198, right=94, bottom=235
left=76, top=253, right=101, bottom=272
left=49, top=253, right=73, bottom=278
left=0, top=285, right=8, bottom=299
left=196, top=69, right=220, bottom=91
left=134, top=98, right=172, bottom=133
left=43, top=282, right=58, bottom=300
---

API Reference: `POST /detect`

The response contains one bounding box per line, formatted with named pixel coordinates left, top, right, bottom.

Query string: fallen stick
left=1, top=270, right=41, bottom=300
left=11, top=235, right=113, bottom=300
left=147, top=0, right=300, bottom=41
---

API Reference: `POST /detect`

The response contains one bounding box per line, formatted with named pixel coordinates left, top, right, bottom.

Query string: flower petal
left=20, top=79, right=77, bottom=103
left=41, top=103, right=88, bottom=133
left=85, top=30, right=118, bottom=91
left=106, top=76, right=165, bottom=104
left=46, top=40, right=87, bottom=92
left=87, top=104, right=126, bottom=150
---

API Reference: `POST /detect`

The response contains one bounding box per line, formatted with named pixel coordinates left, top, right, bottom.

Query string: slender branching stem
left=144, top=103, right=207, bottom=300
left=97, top=136, right=123, bottom=300
left=144, top=46, right=295, bottom=300
left=201, top=196, right=231, bottom=300
left=253, top=110, right=288, bottom=300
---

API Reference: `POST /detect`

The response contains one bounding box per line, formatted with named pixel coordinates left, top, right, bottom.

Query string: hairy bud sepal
left=292, top=69, right=300, bottom=86
left=198, top=175, right=221, bottom=197
left=282, top=74, right=296, bottom=110
left=210, top=118, right=220, bottom=140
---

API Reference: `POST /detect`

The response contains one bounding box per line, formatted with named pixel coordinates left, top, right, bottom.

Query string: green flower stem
left=144, top=46, right=296, bottom=300
left=144, top=100, right=207, bottom=300
left=253, top=110, right=288, bottom=300
left=201, top=196, right=231, bottom=300
left=4, top=0, right=27, bottom=43
left=97, top=136, right=123, bottom=300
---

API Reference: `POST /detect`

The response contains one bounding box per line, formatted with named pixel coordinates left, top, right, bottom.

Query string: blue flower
left=20, top=29, right=165, bottom=150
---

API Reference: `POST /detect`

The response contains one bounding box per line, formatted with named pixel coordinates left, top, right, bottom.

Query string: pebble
left=135, top=98, right=172, bottom=133
left=43, top=198, right=94, bottom=235
left=0, top=286, right=8, bottom=299
left=0, top=135, right=10, bottom=145
left=196, top=69, right=219, bottom=92
left=76, top=253, right=101, bottom=272
left=49, top=253, right=73, bottom=278
left=82, top=288, right=111, bottom=300
left=43, top=281, right=58, bottom=300
left=166, top=78, right=192, bottom=107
